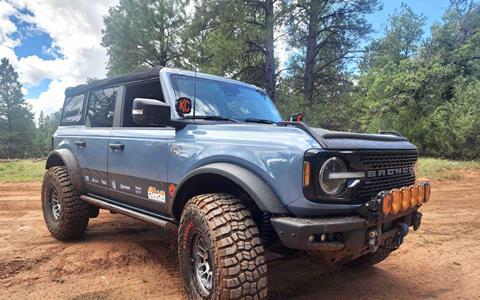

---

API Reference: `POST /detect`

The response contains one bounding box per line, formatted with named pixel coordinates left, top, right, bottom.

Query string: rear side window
left=61, top=94, right=85, bottom=124
left=86, top=87, right=119, bottom=127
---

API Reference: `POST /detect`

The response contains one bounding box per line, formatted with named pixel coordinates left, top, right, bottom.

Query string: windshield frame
left=166, top=72, right=282, bottom=123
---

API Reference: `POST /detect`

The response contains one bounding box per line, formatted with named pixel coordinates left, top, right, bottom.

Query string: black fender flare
left=172, top=162, right=289, bottom=218
left=45, top=149, right=84, bottom=193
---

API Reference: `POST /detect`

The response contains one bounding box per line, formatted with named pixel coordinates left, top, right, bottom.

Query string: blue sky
left=367, top=0, right=451, bottom=39
left=1, top=0, right=453, bottom=119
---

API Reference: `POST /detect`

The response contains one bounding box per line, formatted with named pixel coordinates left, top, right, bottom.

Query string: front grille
left=356, top=151, right=418, bottom=201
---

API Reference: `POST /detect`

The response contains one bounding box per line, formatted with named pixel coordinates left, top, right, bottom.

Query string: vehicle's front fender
left=172, top=162, right=289, bottom=218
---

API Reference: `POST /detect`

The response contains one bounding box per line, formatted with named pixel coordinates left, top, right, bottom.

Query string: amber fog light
left=382, top=192, right=392, bottom=216
left=417, top=185, right=425, bottom=205
left=410, top=186, right=418, bottom=208
left=391, top=189, right=402, bottom=214
left=424, top=182, right=431, bottom=202
left=401, top=188, right=411, bottom=211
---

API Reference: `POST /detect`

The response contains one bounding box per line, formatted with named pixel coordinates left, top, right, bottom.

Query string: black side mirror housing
left=132, top=98, right=171, bottom=126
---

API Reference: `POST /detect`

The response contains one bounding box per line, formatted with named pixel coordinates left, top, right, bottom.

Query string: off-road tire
left=41, top=166, right=89, bottom=240
left=347, top=247, right=392, bottom=268
left=178, top=193, right=268, bottom=299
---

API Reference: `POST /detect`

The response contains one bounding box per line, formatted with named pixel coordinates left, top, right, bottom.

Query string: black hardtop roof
left=64, top=65, right=163, bottom=97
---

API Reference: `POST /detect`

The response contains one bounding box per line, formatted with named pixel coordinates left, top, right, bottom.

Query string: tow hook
left=385, top=223, right=409, bottom=250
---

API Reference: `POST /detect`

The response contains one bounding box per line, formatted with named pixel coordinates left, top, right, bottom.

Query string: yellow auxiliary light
left=382, top=192, right=392, bottom=216
left=417, top=184, right=425, bottom=205
left=401, top=188, right=411, bottom=211
left=424, top=182, right=431, bottom=203
left=410, top=185, right=418, bottom=208
left=391, top=189, right=402, bottom=215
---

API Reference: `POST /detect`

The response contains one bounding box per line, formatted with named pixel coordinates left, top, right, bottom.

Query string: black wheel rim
left=49, top=187, right=61, bottom=220
left=192, top=232, right=213, bottom=295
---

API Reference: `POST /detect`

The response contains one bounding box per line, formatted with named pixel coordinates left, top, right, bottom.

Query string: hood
left=309, top=127, right=417, bottom=150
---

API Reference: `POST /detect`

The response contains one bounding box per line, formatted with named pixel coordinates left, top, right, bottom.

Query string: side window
left=122, top=80, right=164, bottom=127
left=86, top=87, right=119, bottom=127
left=61, top=94, right=85, bottom=124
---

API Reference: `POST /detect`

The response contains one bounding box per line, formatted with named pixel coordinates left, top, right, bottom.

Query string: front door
left=107, top=128, right=174, bottom=215
left=107, top=79, right=174, bottom=216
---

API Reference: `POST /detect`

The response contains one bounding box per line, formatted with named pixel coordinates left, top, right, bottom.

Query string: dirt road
left=1, top=175, right=480, bottom=299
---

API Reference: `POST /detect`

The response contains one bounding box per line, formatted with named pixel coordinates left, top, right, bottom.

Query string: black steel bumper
left=270, top=207, right=422, bottom=253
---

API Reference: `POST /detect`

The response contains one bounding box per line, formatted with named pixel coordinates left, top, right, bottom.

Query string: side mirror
left=132, top=98, right=171, bottom=126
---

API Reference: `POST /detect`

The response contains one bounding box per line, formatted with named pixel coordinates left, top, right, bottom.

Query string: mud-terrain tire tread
left=41, top=166, right=89, bottom=240
left=347, top=247, right=391, bottom=268
left=178, top=193, right=267, bottom=299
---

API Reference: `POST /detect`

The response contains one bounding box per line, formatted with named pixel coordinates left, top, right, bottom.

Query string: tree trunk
left=303, top=1, right=321, bottom=106
left=264, top=0, right=276, bottom=102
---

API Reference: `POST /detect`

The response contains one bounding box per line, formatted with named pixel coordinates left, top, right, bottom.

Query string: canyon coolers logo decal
left=147, top=186, right=165, bottom=203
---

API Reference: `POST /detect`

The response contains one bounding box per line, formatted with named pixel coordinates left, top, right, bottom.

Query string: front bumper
left=270, top=207, right=420, bottom=252
left=270, top=182, right=429, bottom=261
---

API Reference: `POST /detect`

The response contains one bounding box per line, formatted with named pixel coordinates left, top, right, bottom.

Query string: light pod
left=410, top=185, right=418, bottom=208
left=391, top=189, right=402, bottom=215
left=417, top=184, right=425, bottom=205
left=424, top=182, right=431, bottom=202
left=382, top=192, right=392, bottom=216
left=401, top=188, right=411, bottom=211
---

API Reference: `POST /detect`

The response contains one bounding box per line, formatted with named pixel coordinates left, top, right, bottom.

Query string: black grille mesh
left=356, top=151, right=418, bottom=201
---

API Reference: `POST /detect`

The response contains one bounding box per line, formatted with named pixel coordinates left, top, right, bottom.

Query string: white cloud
left=1, top=0, right=119, bottom=119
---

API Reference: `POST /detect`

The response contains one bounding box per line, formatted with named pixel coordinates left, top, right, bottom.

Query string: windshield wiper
left=185, top=115, right=240, bottom=122
left=244, top=118, right=276, bottom=124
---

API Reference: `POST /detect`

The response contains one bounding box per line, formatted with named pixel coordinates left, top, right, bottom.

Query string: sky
left=0, top=0, right=452, bottom=121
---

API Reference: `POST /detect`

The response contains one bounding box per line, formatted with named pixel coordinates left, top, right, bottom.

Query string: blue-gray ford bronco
left=42, top=66, right=431, bottom=299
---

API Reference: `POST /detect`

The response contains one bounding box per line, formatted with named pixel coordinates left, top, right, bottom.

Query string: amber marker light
left=410, top=185, right=418, bottom=208
left=401, top=188, right=411, bottom=211
left=303, top=161, right=311, bottom=188
left=391, top=189, right=402, bottom=215
left=382, top=192, right=392, bottom=216
left=424, top=182, right=431, bottom=202
left=417, top=184, right=425, bottom=205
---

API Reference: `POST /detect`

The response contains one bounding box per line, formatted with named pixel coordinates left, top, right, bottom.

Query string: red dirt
left=1, top=175, right=479, bottom=299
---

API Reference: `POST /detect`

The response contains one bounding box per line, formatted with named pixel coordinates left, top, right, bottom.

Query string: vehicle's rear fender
left=171, top=162, right=289, bottom=220
left=45, top=149, right=84, bottom=193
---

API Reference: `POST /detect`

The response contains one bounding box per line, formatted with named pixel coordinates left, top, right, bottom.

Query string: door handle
left=109, top=143, right=125, bottom=152
left=74, top=140, right=86, bottom=148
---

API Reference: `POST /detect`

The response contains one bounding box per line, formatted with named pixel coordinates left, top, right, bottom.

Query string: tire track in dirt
left=0, top=178, right=479, bottom=299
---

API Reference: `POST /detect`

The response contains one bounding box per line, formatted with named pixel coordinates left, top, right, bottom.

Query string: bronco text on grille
left=356, top=151, right=418, bottom=201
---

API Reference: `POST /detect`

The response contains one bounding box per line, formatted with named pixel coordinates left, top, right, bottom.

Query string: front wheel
left=178, top=193, right=268, bottom=299
left=41, top=166, right=89, bottom=240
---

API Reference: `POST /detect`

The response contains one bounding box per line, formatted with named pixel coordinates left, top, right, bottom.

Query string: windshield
left=170, top=74, right=282, bottom=123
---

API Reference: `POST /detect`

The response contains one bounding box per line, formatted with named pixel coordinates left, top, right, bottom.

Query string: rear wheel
left=41, top=166, right=89, bottom=240
left=178, top=193, right=267, bottom=299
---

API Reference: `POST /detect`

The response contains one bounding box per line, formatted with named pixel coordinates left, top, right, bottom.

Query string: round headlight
left=319, top=157, right=348, bottom=195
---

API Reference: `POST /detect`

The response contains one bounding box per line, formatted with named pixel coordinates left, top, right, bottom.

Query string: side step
left=80, top=195, right=178, bottom=232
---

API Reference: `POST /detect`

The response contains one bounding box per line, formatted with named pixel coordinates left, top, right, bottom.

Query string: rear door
left=75, top=86, right=121, bottom=197
left=107, top=80, right=174, bottom=216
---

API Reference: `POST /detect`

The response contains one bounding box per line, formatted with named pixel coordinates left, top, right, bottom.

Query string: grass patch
left=0, top=160, right=46, bottom=183
left=417, top=157, right=480, bottom=180
left=0, top=157, right=478, bottom=183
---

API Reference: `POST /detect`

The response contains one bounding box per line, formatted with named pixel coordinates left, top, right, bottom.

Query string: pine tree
left=0, top=58, right=34, bottom=159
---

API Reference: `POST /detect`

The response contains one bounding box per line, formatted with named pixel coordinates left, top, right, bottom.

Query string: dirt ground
left=1, top=174, right=480, bottom=300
